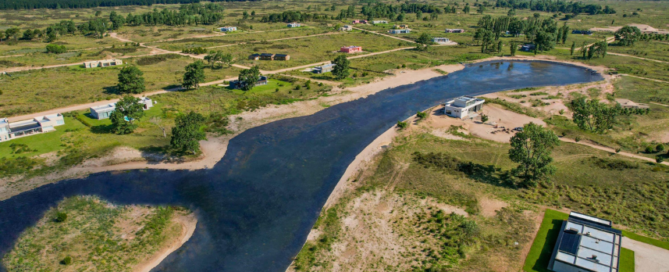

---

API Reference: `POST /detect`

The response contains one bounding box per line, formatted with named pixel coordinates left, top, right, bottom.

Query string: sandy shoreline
left=133, top=212, right=197, bottom=272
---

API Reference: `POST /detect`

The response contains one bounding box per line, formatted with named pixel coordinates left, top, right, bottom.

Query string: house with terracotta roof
left=340, top=46, right=362, bottom=53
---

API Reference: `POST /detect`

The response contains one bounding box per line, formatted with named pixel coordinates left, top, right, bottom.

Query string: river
left=0, top=60, right=603, bottom=272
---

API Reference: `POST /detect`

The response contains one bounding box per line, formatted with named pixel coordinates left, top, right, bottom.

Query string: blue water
left=0, top=61, right=603, bottom=272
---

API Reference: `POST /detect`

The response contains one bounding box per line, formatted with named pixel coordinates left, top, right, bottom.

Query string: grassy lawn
left=0, top=117, right=86, bottom=159
left=0, top=54, right=241, bottom=117
left=619, top=248, right=635, bottom=272
left=0, top=45, right=151, bottom=68
left=1, top=196, right=185, bottom=272
left=523, top=209, right=568, bottom=272
left=0, top=35, right=126, bottom=56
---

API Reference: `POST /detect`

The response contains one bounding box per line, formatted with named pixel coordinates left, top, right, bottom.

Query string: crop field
left=212, top=31, right=408, bottom=70
left=0, top=54, right=241, bottom=117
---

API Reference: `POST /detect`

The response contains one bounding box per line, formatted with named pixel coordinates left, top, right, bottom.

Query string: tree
left=117, top=66, right=145, bottom=94
left=182, top=60, right=205, bottom=90
left=110, top=109, right=135, bottom=135
left=463, top=4, right=470, bottom=14
left=416, top=32, right=433, bottom=45
left=615, top=26, right=641, bottom=46
left=332, top=55, right=350, bottom=80
left=170, top=112, right=206, bottom=154
left=22, top=29, right=35, bottom=40
left=116, top=95, right=145, bottom=122
left=508, top=122, right=560, bottom=187
left=570, top=41, right=576, bottom=56
left=237, top=65, right=261, bottom=91
left=243, top=11, right=249, bottom=20
left=507, top=9, right=516, bottom=16
left=534, top=31, right=556, bottom=51
left=570, top=98, right=619, bottom=133
left=497, top=41, right=503, bottom=54
left=46, top=44, right=67, bottom=54
left=477, top=5, right=486, bottom=14
left=509, top=41, right=517, bottom=56
left=481, top=114, right=489, bottom=123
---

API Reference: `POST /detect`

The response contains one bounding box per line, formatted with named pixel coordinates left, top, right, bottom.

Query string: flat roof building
left=340, top=46, right=362, bottom=53
left=274, top=54, right=290, bottom=61
left=229, top=76, right=268, bottom=90
left=0, top=114, right=65, bottom=142
left=287, top=22, right=301, bottom=28
left=219, top=26, right=237, bottom=32
left=313, top=63, right=335, bottom=74
left=445, top=29, right=465, bottom=33
left=548, top=212, right=622, bottom=272
left=433, top=37, right=450, bottom=44
left=372, top=20, right=388, bottom=24
left=388, top=29, right=411, bottom=34
left=84, top=59, right=123, bottom=68
left=89, top=98, right=154, bottom=120
left=443, top=96, right=485, bottom=119
left=340, top=25, right=353, bottom=31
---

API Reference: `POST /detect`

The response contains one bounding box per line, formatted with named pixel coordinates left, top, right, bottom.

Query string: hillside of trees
left=0, top=0, right=256, bottom=10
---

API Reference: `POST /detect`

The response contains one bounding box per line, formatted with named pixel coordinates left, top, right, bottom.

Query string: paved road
left=622, top=237, right=669, bottom=272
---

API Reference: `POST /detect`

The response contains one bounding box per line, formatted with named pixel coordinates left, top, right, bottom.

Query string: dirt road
left=622, top=237, right=669, bottom=272
left=352, top=27, right=416, bottom=43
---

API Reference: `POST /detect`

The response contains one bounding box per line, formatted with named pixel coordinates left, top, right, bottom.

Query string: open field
left=0, top=35, right=127, bottom=56
left=0, top=54, right=242, bottom=117
left=1, top=196, right=192, bottom=272
left=206, top=31, right=410, bottom=70
left=607, top=40, right=669, bottom=63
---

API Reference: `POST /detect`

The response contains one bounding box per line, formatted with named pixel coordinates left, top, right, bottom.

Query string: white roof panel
left=581, top=235, right=614, bottom=255
left=575, top=257, right=612, bottom=272
left=556, top=252, right=576, bottom=264
left=578, top=246, right=612, bottom=266
left=571, top=212, right=612, bottom=226
left=565, top=222, right=584, bottom=233
left=583, top=226, right=615, bottom=243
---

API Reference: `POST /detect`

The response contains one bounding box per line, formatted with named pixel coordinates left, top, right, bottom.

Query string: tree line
left=473, top=14, right=570, bottom=53
left=0, top=0, right=254, bottom=10
left=494, top=0, right=616, bottom=15
left=259, top=11, right=328, bottom=23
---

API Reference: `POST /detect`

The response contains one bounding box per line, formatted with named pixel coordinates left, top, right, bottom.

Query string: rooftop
left=91, top=103, right=116, bottom=112
left=550, top=212, right=622, bottom=272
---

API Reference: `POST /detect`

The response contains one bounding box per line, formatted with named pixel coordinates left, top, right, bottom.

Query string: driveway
left=622, top=237, right=669, bottom=272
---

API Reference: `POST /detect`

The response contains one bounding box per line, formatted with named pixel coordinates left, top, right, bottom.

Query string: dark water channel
left=0, top=61, right=603, bottom=272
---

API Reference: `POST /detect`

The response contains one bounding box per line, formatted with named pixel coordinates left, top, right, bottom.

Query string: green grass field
left=523, top=209, right=568, bottom=272
left=619, top=248, right=635, bottom=272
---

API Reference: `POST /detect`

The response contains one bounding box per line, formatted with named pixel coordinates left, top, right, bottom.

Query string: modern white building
left=287, top=22, right=301, bottom=28
left=0, top=114, right=66, bottom=142
left=219, top=26, right=237, bottom=32
left=89, top=97, right=154, bottom=120
left=433, top=37, right=450, bottom=44
left=84, top=59, right=123, bottom=68
left=339, top=25, right=353, bottom=31
left=388, top=29, right=411, bottom=34
left=443, top=96, right=485, bottom=119
left=548, top=212, right=622, bottom=272
left=372, top=20, right=388, bottom=24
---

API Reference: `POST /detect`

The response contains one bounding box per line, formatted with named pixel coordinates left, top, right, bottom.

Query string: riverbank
left=0, top=64, right=465, bottom=201
left=134, top=212, right=197, bottom=272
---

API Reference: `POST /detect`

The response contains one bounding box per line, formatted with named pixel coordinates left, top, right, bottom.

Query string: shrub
left=56, top=212, right=68, bottom=222
left=60, top=256, right=72, bottom=265
left=657, top=144, right=665, bottom=152
left=397, top=121, right=408, bottom=129
left=574, top=136, right=581, bottom=142
left=656, top=156, right=664, bottom=164
left=46, top=44, right=67, bottom=54
left=559, top=109, right=565, bottom=115
left=416, top=111, right=427, bottom=119
left=645, top=146, right=654, bottom=153
left=615, top=148, right=621, bottom=153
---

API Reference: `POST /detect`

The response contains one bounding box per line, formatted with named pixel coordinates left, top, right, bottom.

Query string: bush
left=416, top=111, right=427, bottom=119
left=645, top=146, right=654, bottom=153
left=56, top=212, right=68, bottom=222
left=46, top=44, right=67, bottom=54
left=656, top=156, right=664, bottom=164
left=574, top=136, right=581, bottom=142
left=657, top=144, right=665, bottom=152
left=397, top=121, right=408, bottom=129
left=60, top=256, right=72, bottom=265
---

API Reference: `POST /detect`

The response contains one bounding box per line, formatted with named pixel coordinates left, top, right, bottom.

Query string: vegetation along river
left=0, top=60, right=603, bottom=272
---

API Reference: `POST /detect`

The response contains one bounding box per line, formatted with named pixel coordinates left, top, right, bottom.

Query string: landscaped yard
left=522, top=209, right=569, bottom=272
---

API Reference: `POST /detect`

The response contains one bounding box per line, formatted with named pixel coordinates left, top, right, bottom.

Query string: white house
left=287, top=22, right=301, bottom=28
left=388, top=29, right=411, bottom=34
left=84, top=59, right=123, bottom=68
left=0, top=114, right=65, bottom=142
left=219, top=26, right=237, bottom=32
left=433, top=37, right=450, bottom=44
left=339, top=25, right=353, bottom=31
left=372, top=20, right=388, bottom=24
left=89, top=97, right=154, bottom=120
left=443, top=96, right=485, bottom=119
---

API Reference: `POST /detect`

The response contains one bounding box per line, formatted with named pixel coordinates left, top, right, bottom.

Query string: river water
left=0, top=60, right=603, bottom=272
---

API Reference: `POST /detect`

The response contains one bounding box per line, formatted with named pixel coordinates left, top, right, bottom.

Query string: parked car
left=514, top=127, right=523, bottom=131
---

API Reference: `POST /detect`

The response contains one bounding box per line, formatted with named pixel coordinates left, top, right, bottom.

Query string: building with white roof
left=443, top=96, right=485, bottom=119
left=219, top=26, right=237, bottom=32
left=339, top=25, right=353, bottom=31
left=548, top=212, right=622, bottom=272
left=84, top=59, right=123, bottom=68
left=89, top=97, right=154, bottom=120
left=0, top=114, right=65, bottom=142
left=287, top=22, right=301, bottom=28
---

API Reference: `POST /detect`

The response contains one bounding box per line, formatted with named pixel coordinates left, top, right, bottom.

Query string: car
left=514, top=127, right=523, bottom=131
